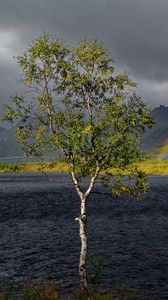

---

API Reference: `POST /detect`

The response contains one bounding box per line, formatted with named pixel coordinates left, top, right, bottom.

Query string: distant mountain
left=0, top=126, right=23, bottom=159
left=141, top=105, right=168, bottom=151
left=0, top=126, right=8, bottom=141
left=0, top=105, right=167, bottom=161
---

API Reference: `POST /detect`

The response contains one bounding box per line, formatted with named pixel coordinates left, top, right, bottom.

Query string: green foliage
left=2, top=34, right=153, bottom=198
left=89, top=257, right=105, bottom=286
left=23, top=280, right=59, bottom=300
left=92, top=292, right=113, bottom=300
left=70, top=291, right=113, bottom=300
left=0, top=287, right=139, bottom=300
left=0, top=163, right=20, bottom=172
left=67, top=288, right=139, bottom=300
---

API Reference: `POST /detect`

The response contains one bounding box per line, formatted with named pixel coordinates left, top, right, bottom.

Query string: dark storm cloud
left=0, top=0, right=168, bottom=106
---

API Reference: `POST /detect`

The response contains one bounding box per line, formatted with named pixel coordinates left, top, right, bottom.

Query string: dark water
left=0, top=173, right=168, bottom=299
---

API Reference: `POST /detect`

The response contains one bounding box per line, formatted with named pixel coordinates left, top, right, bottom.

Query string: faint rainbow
left=157, top=139, right=168, bottom=160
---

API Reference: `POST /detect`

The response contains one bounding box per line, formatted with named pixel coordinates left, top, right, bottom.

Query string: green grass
left=0, top=162, right=69, bottom=173
left=0, top=159, right=168, bottom=175
left=106, top=159, right=168, bottom=175
left=135, top=158, right=168, bottom=175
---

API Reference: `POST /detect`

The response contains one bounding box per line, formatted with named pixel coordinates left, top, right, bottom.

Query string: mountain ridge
left=0, top=105, right=167, bottom=161
left=141, top=105, right=168, bottom=151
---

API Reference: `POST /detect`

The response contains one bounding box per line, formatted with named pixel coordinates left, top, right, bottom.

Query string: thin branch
left=90, top=191, right=114, bottom=199
left=70, top=163, right=84, bottom=199
left=85, top=162, right=100, bottom=198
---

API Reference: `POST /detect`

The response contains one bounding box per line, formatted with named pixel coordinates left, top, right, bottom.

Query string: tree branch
left=85, top=163, right=100, bottom=198
left=70, top=164, right=84, bottom=199
left=90, top=190, right=114, bottom=199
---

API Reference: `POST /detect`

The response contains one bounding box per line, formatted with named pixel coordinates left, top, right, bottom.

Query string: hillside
left=0, top=126, right=23, bottom=159
left=0, top=126, right=8, bottom=141
left=141, top=105, right=168, bottom=151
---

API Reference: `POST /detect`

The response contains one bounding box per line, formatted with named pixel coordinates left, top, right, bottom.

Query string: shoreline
left=0, top=159, right=168, bottom=175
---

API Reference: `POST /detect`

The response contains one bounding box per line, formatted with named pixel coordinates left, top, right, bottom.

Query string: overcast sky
left=0, top=0, right=168, bottom=108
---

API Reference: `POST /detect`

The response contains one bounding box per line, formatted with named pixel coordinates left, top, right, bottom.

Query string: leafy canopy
left=2, top=34, right=154, bottom=198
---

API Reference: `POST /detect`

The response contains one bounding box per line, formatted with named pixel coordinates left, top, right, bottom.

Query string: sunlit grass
left=106, top=159, right=168, bottom=175
left=20, top=161, right=69, bottom=173
left=0, top=162, right=69, bottom=173
left=135, top=159, right=168, bottom=175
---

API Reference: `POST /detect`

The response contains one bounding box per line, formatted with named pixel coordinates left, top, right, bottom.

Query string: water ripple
left=0, top=173, right=168, bottom=299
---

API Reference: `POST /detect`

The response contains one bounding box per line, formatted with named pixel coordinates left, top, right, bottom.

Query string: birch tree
left=2, top=34, right=153, bottom=293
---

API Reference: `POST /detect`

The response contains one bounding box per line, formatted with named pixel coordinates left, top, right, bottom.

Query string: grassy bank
left=0, top=159, right=168, bottom=175
left=0, top=280, right=139, bottom=300
left=0, top=162, right=69, bottom=173
left=133, top=158, right=168, bottom=175
left=0, top=288, right=139, bottom=300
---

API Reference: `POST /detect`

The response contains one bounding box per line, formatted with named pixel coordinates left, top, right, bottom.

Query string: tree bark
left=72, top=166, right=100, bottom=293
left=75, top=196, right=88, bottom=293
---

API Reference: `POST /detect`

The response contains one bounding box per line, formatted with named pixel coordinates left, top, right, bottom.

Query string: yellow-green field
left=0, top=161, right=69, bottom=173
left=0, top=159, right=168, bottom=175
left=107, top=159, right=168, bottom=175
left=134, top=159, right=168, bottom=175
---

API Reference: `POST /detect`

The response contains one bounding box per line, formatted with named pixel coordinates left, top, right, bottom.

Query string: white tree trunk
left=71, top=166, right=100, bottom=292
left=75, top=197, right=88, bottom=293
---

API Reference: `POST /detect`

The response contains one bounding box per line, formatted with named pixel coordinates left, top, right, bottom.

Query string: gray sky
left=0, top=0, right=168, bottom=108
